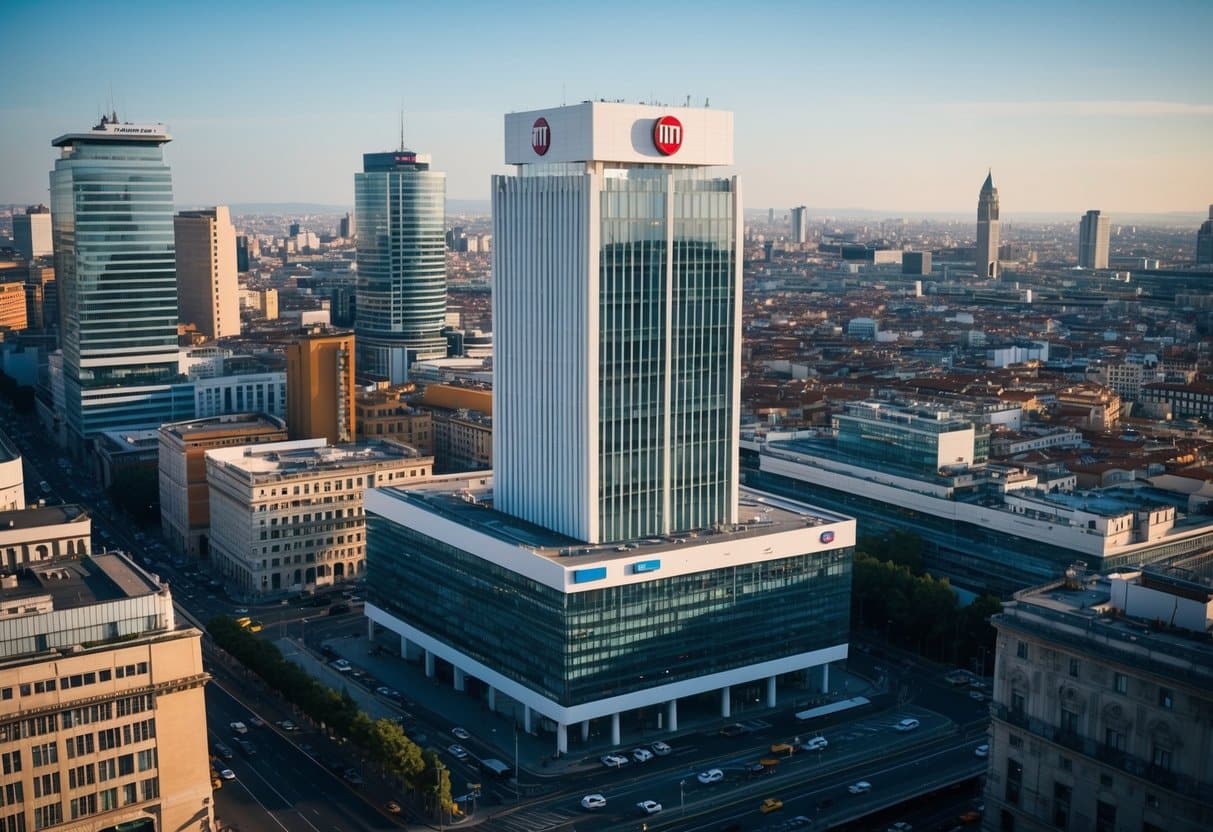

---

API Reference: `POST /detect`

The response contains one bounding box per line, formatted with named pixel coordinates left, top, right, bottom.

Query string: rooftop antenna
left=705, top=97, right=710, bottom=108
left=399, top=107, right=405, bottom=153
left=685, top=94, right=691, bottom=108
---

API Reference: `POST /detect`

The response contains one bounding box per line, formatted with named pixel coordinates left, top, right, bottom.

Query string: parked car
left=719, top=723, right=750, bottom=737
left=631, top=747, right=653, bottom=763
left=277, top=720, right=298, bottom=732
left=212, top=742, right=234, bottom=760
left=600, top=753, right=629, bottom=768
left=580, top=794, right=607, bottom=810
left=220, top=769, right=236, bottom=781
left=636, top=800, right=662, bottom=816
left=451, top=727, right=471, bottom=740
left=848, top=780, right=872, bottom=794
left=894, top=718, right=920, bottom=732
left=801, top=736, right=829, bottom=751
left=650, top=740, right=672, bottom=756
left=760, top=798, right=784, bottom=814
left=697, top=768, right=724, bottom=785
left=448, top=744, right=469, bottom=760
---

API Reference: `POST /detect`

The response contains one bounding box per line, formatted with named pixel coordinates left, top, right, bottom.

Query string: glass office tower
left=354, top=150, right=447, bottom=383
left=50, top=116, right=190, bottom=450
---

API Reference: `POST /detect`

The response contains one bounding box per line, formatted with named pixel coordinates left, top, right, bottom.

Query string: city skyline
left=3, top=0, right=1211, bottom=215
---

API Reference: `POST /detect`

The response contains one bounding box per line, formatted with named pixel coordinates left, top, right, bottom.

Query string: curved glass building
left=354, top=151, right=447, bottom=383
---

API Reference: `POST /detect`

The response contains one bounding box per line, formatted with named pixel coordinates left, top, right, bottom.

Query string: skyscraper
left=364, top=102, right=855, bottom=755
left=976, top=171, right=1000, bottom=279
left=175, top=205, right=240, bottom=340
left=1079, top=209, right=1111, bottom=269
left=12, top=204, right=52, bottom=260
left=354, top=149, right=447, bottom=383
left=50, top=115, right=189, bottom=452
left=493, top=102, right=741, bottom=543
left=790, top=205, right=809, bottom=243
left=1196, top=205, right=1213, bottom=265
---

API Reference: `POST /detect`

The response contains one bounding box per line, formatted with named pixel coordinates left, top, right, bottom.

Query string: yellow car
left=760, top=798, right=783, bottom=814
left=211, top=775, right=222, bottom=790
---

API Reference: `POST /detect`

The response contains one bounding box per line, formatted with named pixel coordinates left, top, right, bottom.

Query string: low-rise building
left=0, top=504, right=91, bottom=571
left=985, top=568, right=1213, bottom=832
left=355, top=385, right=432, bottom=454
left=207, top=438, right=433, bottom=596
left=0, top=553, right=212, bottom=832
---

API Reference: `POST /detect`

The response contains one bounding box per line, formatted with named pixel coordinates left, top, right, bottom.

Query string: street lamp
left=680, top=778, right=686, bottom=812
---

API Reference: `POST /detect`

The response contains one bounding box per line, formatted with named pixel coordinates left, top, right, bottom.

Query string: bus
left=480, top=758, right=512, bottom=779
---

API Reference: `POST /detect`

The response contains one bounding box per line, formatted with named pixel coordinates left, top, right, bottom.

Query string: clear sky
left=3, top=0, right=1210, bottom=215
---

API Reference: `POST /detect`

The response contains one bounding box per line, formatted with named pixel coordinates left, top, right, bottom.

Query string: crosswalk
left=481, top=807, right=578, bottom=832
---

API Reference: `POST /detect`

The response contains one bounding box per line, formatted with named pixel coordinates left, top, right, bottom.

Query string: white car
left=894, top=718, right=920, bottom=732
left=332, top=659, right=351, bottom=672
left=580, top=794, right=607, bottom=810
left=801, top=736, right=829, bottom=751
left=452, top=727, right=470, bottom=740
left=848, top=780, right=872, bottom=794
left=696, top=768, right=724, bottom=784
left=631, top=747, right=654, bottom=763
left=975, top=744, right=990, bottom=757
left=229, top=721, right=248, bottom=735
left=448, top=744, right=469, bottom=760
left=220, top=769, right=236, bottom=781
left=636, top=800, right=663, bottom=815
left=650, top=741, right=672, bottom=756
left=600, top=754, right=629, bottom=768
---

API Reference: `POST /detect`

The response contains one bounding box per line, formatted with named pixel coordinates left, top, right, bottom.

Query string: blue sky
left=3, top=0, right=1210, bottom=214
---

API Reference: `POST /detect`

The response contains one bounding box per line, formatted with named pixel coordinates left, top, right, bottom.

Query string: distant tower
left=1196, top=205, right=1213, bottom=265
left=976, top=171, right=1000, bottom=279
left=1078, top=209, right=1110, bottom=269
left=790, top=206, right=809, bottom=243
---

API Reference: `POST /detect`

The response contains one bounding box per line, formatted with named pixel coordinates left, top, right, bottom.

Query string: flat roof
left=52, top=121, right=170, bottom=147
left=372, top=482, right=847, bottom=566
left=213, top=439, right=423, bottom=477
left=0, top=553, right=161, bottom=609
left=0, top=504, right=88, bottom=531
left=161, top=412, right=286, bottom=440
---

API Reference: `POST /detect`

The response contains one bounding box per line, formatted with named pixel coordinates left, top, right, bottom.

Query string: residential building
left=12, top=205, right=52, bottom=260
left=0, top=281, right=28, bottom=332
left=174, top=206, right=240, bottom=340
left=985, top=568, right=1213, bottom=832
left=417, top=384, right=490, bottom=471
left=258, top=288, right=277, bottom=321
left=206, top=438, right=431, bottom=596
left=1196, top=205, right=1213, bottom=265
left=285, top=328, right=354, bottom=444
left=1079, top=209, right=1111, bottom=269
left=1140, top=382, right=1213, bottom=419
left=158, top=413, right=288, bottom=557
left=50, top=116, right=190, bottom=451
left=354, top=149, right=447, bottom=383
left=977, top=172, right=1000, bottom=279
left=0, top=552, right=213, bottom=832
left=354, top=385, right=432, bottom=454
left=366, top=102, right=855, bottom=756
left=790, top=205, right=808, bottom=243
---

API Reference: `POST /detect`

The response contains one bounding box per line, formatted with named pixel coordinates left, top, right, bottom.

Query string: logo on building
left=531, top=117, right=551, bottom=156
left=652, top=115, right=683, bottom=156
left=819, top=530, right=835, bottom=544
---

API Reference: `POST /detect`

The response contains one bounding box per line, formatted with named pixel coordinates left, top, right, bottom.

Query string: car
left=332, top=658, right=352, bottom=672
left=631, top=747, right=654, bottom=763
left=385, top=801, right=402, bottom=815
left=848, top=780, right=872, bottom=794
left=451, top=727, right=471, bottom=740
left=969, top=690, right=986, bottom=702
left=229, top=721, right=248, bottom=735
left=975, top=744, right=990, bottom=757
left=788, top=817, right=813, bottom=828
left=746, top=762, right=767, bottom=775
left=697, top=768, right=724, bottom=784
left=247, top=716, right=264, bottom=728
left=636, top=800, right=662, bottom=816
left=887, top=823, right=913, bottom=832
left=760, top=798, right=784, bottom=814
left=448, top=744, right=469, bottom=760
left=894, top=718, right=920, bottom=732
left=233, top=607, right=249, bottom=615
left=235, top=739, right=257, bottom=757
left=212, top=742, right=234, bottom=760
left=580, top=794, right=607, bottom=810
left=650, top=740, right=672, bottom=755
left=801, top=736, right=829, bottom=751
left=343, top=769, right=364, bottom=786
left=211, top=775, right=222, bottom=790
left=277, top=720, right=298, bottom=732
left=600, top=753, right=629, bottom=768
left=719, top=723, right=750, bottom=737
left=220, top=769, right=236, bottom=781
left=377, top=686, right=392, bottom=696
left=770, top=742, right=795, bottom=756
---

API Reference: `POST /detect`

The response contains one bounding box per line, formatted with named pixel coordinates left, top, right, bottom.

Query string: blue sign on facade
left=573, top=567, right=608, bottom=583
left=632, top=559, right=661, bottom=574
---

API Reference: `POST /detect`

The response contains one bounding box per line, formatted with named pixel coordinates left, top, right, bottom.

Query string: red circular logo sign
left=531, top=117, right=551, bottom=156
left=653, top=115, right=683, bottom=156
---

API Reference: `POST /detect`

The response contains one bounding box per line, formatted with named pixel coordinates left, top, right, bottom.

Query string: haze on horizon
left=2, top=0, right=1210, bottom=216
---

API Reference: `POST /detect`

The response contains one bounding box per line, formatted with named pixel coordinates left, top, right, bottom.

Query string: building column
left=424, top=650, right=435, bottom=678
left=581, top=720, right=590, bottom=742
left=721, top=686, right=731, bottom=718
left=556, top=723, right=568, bottom=755
left=399, top=634, right=409, bottom=658
left=821, top=663, right=830, bottom=693
left=453, top=667, right=466, bottom=692
left=667, top=700, right=678, bottom=732
left=367, top=619, right=375, bottom=641
left=487, top=686, right=496, bottom=712
left=523, top=705, right=532, bottom=734
left=610, top=712, right=621, bottom=746
left=766, top=675, right=777, bottom=708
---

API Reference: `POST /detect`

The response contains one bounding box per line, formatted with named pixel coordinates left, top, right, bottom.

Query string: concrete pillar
left=667, top=700, right=678, bottom=732
left=399, top=634, right=408, bottom=658
left=581, top=720, right=590, bottom=742
left=610, top=712, right=621, bottom=746
left=556, top=723, right=568, bottom=755
left=523, top=705, right=532, bottom=734
left=821, top=663, right=830, bottom=693
left=721, top=686, right=731, bottom=718
left=424, top=650, right=435, bottom=678
left=766, top=675, right=777, bottom=708
left=453, top=667, right=466, bottom=692
left=367, top=619, right=375, bottom=641
left=487, top=686, right=496, bottom=712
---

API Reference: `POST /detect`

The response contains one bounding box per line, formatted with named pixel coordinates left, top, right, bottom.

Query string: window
left=1059, top=755, right=1073, bottom=772
left=33, top=802, right=61, bottom=829
left=0, top=782, right=22, bottom=808
left=31, top=773, right=59, bottom=799
left=30, top=744, right=56, bottom=767
left=1011, top=690, right=1025, bottom=716
left=1100, top=773, right=1113, bottom=787
left=1009, top=734, right=1023, bottom=749
left=1158, top=687, right=1173, bottom=709
left=1105, top=728, right=1125, bottom=751
left=1004, top=758, right=1023, bottom=805
left=1152, top=746, right=1172, bottom=771
left=1069, top=658, right=1079, bottom=678
left=1061, top=707, right=1079, bottom=735
left=140, top=778, right=159, bottom=800
left=1095, top=800, right=1116, bottom=832
left=1053, top=781, right=1071, bottom=829
left=123, top=783, right=138, bottom=805
left=0, top=751, right=20, bottom=775
left=1112, top=672, right=1128, bottom=694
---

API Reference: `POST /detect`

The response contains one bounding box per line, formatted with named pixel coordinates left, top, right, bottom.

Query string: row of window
left=0, top=664, right=149, bottom=704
